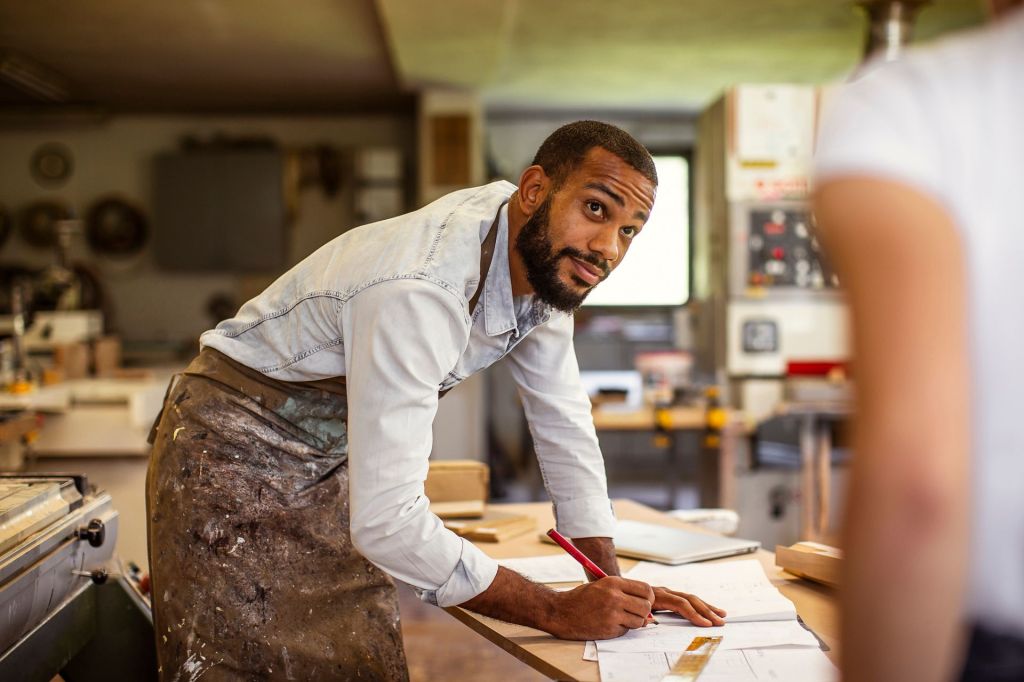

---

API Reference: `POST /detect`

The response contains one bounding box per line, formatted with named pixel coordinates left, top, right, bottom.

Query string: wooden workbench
left=590, top=405, right=708, bottom=431
left=588, top=406, right=745, bottom=510
left=445, top=499, right=838, bottom=681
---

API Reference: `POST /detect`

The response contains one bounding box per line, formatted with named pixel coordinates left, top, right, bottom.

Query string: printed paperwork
left=590, top=560, right=837, bottom=681
left=496, top=554, right=586, bottom=584
left=624, top=559, right=796, bottom=622
left=596, top=616, right=819, bottom=653
left=598, top=648, right=837, bottom=682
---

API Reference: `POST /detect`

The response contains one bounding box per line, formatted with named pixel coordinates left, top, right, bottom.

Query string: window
left=583, top=154, right=690, bottom=307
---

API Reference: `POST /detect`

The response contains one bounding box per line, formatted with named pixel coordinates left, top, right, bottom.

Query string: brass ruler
left=661, top=636, right=723, bottom=682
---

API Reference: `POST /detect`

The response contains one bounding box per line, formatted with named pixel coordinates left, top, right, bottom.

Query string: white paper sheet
left=740, top=648, right=838, bottom=681
left=598, top=651, right=674, bottom=682
left=496, top=554, right=586, bottom=583
left=595, top=617, right=819, bottom=653
left=625, top=560, right=797, bottom=622
left=698, top=650, right=760, bottom=682
left=583, top=641, right=598, bottom=662
left=596, top=648, right=836, bottom=682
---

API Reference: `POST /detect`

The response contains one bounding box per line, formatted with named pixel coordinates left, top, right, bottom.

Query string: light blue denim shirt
left=201, top=181, right=616, bottom=607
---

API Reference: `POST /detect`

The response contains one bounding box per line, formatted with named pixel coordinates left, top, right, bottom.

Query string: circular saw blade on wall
left=18, top=199, right=71, bottom=249
left=85, top=196, right=149, bottom=257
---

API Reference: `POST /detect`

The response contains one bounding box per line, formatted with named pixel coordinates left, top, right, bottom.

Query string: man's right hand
left=459, top=567, right=656, bottom=641
left=543, top=576, right=656, bottom=640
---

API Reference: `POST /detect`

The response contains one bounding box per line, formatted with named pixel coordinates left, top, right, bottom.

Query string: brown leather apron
left=146, top=205, right=503, bottom=681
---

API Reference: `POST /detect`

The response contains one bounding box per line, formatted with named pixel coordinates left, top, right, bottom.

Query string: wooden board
left=446, top=510, right=537, bottom=542
left=444, top=499, right=839, bottom=681
left=775, top=541, right=842, bottom=588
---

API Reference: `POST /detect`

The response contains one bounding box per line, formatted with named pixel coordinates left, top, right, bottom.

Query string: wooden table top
left=590, top=406, right=707, bottom=431
left=445, top=499, right=838, bottom=681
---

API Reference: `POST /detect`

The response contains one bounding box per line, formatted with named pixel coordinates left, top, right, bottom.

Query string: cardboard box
left=425, top=460, right=488, bottom=518
left=54, top=342, right=90, bottom=380
left=92, top=336, right=122, bottom=377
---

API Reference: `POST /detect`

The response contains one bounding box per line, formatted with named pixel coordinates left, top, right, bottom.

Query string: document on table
left=624, top=559, right=797, bottom=622
left=496, top=554, right=586, bottom=583
left=588, top=559, right=835, bottom=680
left=595, top=616, right=820, bottom=653
left=597, top=648, right=837, bottom=682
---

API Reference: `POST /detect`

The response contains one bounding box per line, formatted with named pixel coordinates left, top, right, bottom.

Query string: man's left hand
left=652, top=587, right=726, bottom=626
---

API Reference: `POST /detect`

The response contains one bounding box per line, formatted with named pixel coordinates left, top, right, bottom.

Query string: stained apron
left=146, top=348, right=408, bottom=681
left=146, top=203, right=504, bottom=680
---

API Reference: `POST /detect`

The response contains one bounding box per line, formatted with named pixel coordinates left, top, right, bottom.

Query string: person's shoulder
left=423, top=180, right=517, bottom=217
left=854, top=12, right=1021, bottom=99
left=815, top=16, right=1017, bottom=185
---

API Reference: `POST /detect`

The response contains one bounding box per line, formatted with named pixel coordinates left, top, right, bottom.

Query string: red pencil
left=546, top=528, right=658, bottom=624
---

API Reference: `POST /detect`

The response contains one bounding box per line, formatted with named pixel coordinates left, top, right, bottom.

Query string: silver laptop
left=613, top=520, right=760, bottom=565
left=544, top=520, right=760, bottom=565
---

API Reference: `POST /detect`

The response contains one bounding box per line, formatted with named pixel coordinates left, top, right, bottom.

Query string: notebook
left=543, top=519, right=760, bottom=565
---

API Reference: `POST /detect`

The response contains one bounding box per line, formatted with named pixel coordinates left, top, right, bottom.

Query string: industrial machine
left=0, top=475, right=155, bottom=681
left=692, top=84, right=851, bottom=548
left=693, top=83, right=849, bottom=418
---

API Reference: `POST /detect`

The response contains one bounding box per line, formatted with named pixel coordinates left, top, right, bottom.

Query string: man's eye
left=621, top=226, right=637, bottom=238
left=586, top=200, right=604, bottom=216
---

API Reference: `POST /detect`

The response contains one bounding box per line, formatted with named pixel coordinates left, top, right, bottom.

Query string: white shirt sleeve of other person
left=814, top=8, right=1024, bottom=636
left=342, top=277, right=615, bottom=608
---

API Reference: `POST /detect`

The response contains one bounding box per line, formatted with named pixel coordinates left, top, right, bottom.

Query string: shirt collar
left=483, top=202, right=556, bottom=337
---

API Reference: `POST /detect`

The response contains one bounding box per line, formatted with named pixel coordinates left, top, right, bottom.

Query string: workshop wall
left=0, top=114, right=415, bottom=348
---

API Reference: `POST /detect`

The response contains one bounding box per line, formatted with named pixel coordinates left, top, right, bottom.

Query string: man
left=147, top=120, right=724, bottom=681
left=813, top=3, right=1024, bottom=681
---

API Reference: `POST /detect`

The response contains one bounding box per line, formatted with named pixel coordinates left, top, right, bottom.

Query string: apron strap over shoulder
left=466, top=201, right=506, bottom=318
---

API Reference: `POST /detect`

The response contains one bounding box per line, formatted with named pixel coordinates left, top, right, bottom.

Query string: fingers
left=620, top=610, right=649, bottom=630
left=652, top=588, right=726, bottom=626
left=682, top=593, right=726, bottom=625
left=596, top=578, right=652, bottom=623
left=620, top=594, right=653, bottom=620
left=611, top=577, right=657, bottom=602
left=592, top=578, right=656, bottom=631
left=676, top=595, right=713, bottom=626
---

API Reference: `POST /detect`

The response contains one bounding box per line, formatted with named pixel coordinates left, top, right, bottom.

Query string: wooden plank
left=590, top=406, right=706, bottom=431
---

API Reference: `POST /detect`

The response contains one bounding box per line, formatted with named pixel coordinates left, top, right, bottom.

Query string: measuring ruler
left=661, top=636, right=723, bottom=681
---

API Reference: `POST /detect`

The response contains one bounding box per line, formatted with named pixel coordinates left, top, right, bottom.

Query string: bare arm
left=814, top=177, right=971, bottom=682
left=459, top=566, right=656, bottom=640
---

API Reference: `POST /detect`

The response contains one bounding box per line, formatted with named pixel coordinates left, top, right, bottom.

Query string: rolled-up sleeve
left=341, top=279, right=499, bottom=607
left=506, top=314, right=616, bottom=538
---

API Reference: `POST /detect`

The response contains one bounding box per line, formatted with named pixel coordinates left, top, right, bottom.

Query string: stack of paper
left=590, top=560, right=837, bottom=682
left=496, top=554, right=586, bottom=584
left=625, top=560, right=796, bottom=622
left=596, top=649, right=837, bottom=682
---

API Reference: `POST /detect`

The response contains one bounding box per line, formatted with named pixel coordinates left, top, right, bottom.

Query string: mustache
left=559, top=247, right=610, bottom=279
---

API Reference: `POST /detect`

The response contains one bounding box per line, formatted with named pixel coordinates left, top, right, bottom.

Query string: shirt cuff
left=553, top=496, right=617, bottom=538
left=417, top=537, right=499, bottom=608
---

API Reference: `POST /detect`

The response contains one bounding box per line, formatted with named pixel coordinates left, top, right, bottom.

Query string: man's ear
left=516, top=165, right=550, bottom=216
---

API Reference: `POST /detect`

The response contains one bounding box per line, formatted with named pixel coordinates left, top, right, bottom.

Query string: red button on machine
left=772, top=247, right=785, bottom=259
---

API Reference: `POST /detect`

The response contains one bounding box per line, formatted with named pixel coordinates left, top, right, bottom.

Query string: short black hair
left=531, top=120, right=658, bottom=189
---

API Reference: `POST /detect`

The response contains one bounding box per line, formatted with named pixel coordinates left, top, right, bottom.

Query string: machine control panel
left=746, top=208, right=837, bottom=290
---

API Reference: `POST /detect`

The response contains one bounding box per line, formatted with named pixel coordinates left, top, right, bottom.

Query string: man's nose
left=587, top=226, right=620, bottom=264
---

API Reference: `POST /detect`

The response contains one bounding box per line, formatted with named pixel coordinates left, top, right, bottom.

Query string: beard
left=515, top=195, right=610, bottom=313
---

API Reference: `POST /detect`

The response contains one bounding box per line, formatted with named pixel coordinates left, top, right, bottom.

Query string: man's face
left=516, top=147, right=656, bottom=312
